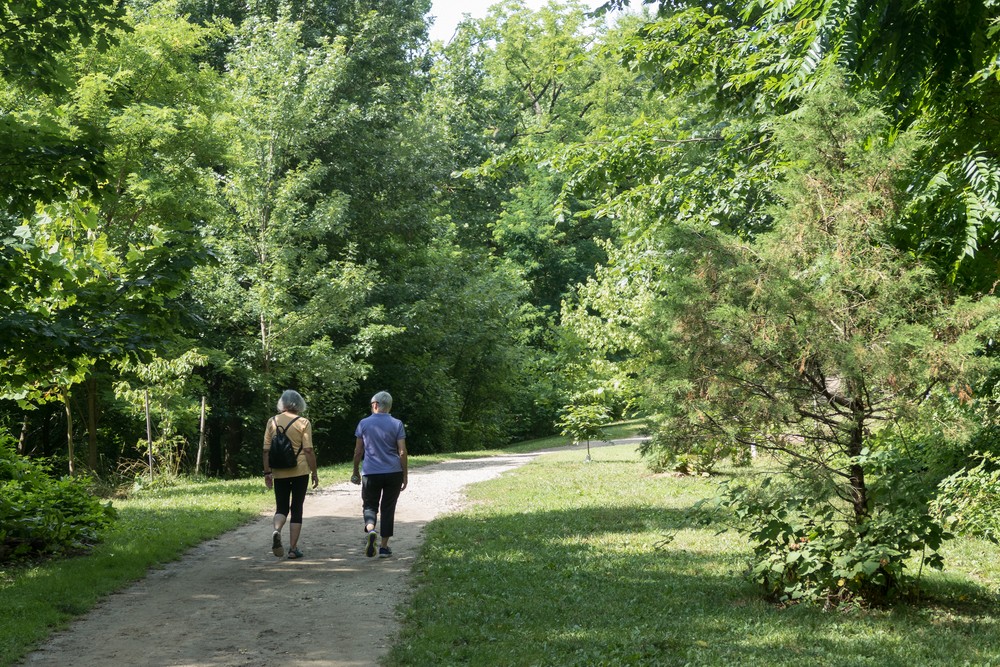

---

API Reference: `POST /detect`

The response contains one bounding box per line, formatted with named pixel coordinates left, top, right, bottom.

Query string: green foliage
left=636, top=75, right=1000, bottom=603
left=628, top=0, right=1000, bottom=288
left=933, top=450, right=1000, bottom=543
left=557, top=401, right=610, bottom=444
left=191, top=8, right=396, bottom=435
left=113, top=350, right=208, bottom=475
left=0, top=0, right=125, bottom=91
left=0, top=0, right=128, bottom=211
left=0, top=202, right=116, bottom=405
left=640, top=414, right=745, bottom=475
left=0, top=434, right=115, bottom=563
left=720, top=448, right=950, bottom=606
left=361, top=237, right=542, bottom=452
left=2, top=2, right=228, bottom=408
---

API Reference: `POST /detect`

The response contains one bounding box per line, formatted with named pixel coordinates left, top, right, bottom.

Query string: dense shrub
left=0, top=435, right=116, bottom=562
left=719, top=457, right=948, bottom=607
left=932, top=449, right=1000, bottom=542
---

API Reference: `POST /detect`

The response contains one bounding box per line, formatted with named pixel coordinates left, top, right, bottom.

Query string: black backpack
left=268, top=416, right=303, bottom=469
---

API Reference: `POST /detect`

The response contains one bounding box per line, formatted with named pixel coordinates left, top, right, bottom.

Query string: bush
left=0, top=434, right=116, bottom=562
left=932, top=451, right=1000, bottom=542
left=719, top=448, right=949, bottom=607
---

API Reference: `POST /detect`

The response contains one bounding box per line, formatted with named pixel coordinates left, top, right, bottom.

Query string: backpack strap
left=274, top=415, right=302, bottom=432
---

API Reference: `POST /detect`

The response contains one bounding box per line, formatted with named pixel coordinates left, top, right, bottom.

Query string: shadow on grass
left=390, top=505, right=1000, bottom=667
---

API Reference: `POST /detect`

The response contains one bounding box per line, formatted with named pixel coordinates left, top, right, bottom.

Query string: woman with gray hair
left=263, top=389, right=319, bottom=559
left=351, top=390, right=408, bottom=558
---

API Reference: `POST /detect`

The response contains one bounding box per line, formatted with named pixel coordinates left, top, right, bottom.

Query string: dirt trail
left=20, top=453, right=543, bottom=667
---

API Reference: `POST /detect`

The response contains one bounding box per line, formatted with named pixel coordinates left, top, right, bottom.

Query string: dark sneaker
left=271, top=530, right=284, bottom=557
left=365, top=530, right=378, bottom=558
left=378, top=546, right=392, bottom=558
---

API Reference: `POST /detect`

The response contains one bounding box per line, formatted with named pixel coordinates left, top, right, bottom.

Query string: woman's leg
left=376, top=472, right=404, bottom=547
left=287, top=475, right=309, bottom=550
left=271, top=478, right=293, bottom=556
left=361, top=474, right=383, bottom=532
left=273, top=477, right=292, bottom=530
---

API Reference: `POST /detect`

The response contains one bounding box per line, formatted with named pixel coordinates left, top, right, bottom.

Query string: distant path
left=21, top=440, right=641, bottom=667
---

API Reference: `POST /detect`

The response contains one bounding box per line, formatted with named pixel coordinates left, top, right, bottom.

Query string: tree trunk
left=196, top=396, right=206, bottom=474
left=145, top=388, right=154, bottom=481
left=847, top=412, right=868, bottom=524
left=260, top=314, right=271, bottom=376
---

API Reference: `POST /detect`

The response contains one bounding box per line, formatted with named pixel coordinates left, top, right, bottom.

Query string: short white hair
left=371, top=390, right=392, bottom=411
left=277, top=389, right=306, bottom=414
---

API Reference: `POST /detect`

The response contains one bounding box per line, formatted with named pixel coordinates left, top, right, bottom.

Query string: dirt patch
left=20, top=454, right=540, bottom=667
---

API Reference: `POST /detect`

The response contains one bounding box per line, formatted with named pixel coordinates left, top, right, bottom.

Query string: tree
left=1, top=2, right=230, bottom=474
left=558, top=399, right=611, bottom=462
left=185, top=9, right=398, bottom=473
left=646, top=77, right=999, bottom=603
left=113, top=349, right=208, bottom=477
left=418, top=2, right=657, bottom=439
left=446, top=0, right=646, bottom=312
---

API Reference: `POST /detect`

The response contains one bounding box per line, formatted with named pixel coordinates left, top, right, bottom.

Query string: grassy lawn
left=387, top=444, right=1000, bottom=667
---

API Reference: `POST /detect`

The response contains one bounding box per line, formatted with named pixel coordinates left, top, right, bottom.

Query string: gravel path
left=20, top=452, right=544, bottom=667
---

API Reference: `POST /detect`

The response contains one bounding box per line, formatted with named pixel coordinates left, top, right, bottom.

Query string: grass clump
left=387, top=445, right=1000, bottom=666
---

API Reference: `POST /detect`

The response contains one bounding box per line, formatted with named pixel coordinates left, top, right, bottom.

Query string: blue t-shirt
left=355, top=413, right=406, bottom=474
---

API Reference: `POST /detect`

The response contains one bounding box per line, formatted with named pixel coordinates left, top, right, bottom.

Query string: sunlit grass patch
left=388, top=445, right=1000, bottom=666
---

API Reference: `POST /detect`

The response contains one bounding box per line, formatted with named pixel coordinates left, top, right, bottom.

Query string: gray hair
left=370, top=390, right=392, bottom=412
left=277, top=389, right=306, bottom=414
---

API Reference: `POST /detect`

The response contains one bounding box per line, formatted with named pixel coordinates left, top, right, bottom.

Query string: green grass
left=386, top=445, right=1000, bottom=667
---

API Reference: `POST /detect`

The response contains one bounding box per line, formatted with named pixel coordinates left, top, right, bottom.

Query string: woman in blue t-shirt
left=351, top=390, right=408, bottom=558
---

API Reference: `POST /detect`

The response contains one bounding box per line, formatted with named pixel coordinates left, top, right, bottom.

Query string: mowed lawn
left=386, top=444, right=1000, bottom=666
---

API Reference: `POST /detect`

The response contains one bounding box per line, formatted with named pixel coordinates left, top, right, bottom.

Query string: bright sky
left=427, top=0, right=604, bottom=43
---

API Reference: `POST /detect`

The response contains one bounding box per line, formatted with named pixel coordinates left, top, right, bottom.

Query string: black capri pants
left=362, top=471, right=404, bottom=538
left=274, top=474, right=309, bottom=523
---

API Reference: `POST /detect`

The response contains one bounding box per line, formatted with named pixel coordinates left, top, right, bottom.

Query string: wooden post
left=18, top=415, right=28, bottom=455
left=195, top=396, right=206, bottom=474
left=145, top=389, right=154, bottom=481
